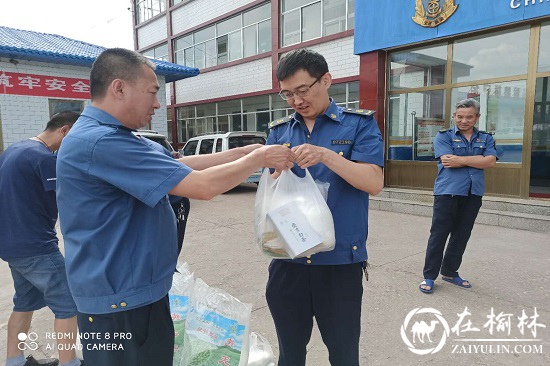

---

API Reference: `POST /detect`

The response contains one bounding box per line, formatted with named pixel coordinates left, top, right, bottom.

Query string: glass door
left=530, top=76, right=550, bottom=196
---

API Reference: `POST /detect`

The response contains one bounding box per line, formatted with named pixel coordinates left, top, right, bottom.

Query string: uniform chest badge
left=453, top=139, right=462, bottom=142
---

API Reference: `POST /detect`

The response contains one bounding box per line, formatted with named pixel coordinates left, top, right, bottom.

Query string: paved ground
left=1, top=184, right=549, bottom=365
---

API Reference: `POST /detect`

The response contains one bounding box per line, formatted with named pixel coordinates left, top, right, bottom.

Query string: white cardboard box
left=266, top=202, right=322, bottom=258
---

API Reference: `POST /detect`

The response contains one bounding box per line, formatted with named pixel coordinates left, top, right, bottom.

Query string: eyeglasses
left=278, top=76, right=322, bottom=100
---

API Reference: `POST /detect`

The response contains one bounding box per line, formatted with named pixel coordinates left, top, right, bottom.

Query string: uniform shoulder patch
left=343, top=108, right=375, bottom=116
left=439, top=128, right=451, bottom=133
left=268, top=115, right=293, bottom=129
left=478, top=130, right=495, bottom=135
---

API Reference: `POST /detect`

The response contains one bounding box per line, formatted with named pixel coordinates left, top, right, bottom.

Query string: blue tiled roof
left=0, top=26, right=199, bottom=82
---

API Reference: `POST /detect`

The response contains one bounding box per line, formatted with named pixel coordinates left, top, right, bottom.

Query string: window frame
left=281, top=0, right=354, bottom=47
left=173, top=3, right=271, bottom=69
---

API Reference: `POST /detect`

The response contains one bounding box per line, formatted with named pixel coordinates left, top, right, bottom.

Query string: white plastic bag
left=246, top=332, right=275, bottom=366
left=181, top=278, right=252, bottom=366
left=254, top=169, right=335, bottom=259
left=169, top=263, right=194, bottom=366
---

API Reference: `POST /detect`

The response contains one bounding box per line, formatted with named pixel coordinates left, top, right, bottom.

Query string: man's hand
left=255, top=145, right=295, bottom=171
left=291, top=144, right=328, bottom=169
left=440, top=154, right=465, bottom=168
left=239, top=143, right=264, bottom=155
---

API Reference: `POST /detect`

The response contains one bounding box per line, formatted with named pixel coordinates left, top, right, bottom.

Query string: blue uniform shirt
left=433, top=126, right=497, bottom=196
left=0, top=140, right=59, bottom=260
left=267, top=100, right=384, bottom=265
left=57, top=106, right=191, bottom=314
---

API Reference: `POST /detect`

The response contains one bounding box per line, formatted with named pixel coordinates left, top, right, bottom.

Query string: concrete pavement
left=1, top=184, right=549, bottom=365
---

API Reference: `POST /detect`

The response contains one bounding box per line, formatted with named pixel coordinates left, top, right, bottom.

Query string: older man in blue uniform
left=266, top=49, right=384, bottom=365
left=56, top=48, right=293, bottom=366
left=419, top=98, right=497, bottom=294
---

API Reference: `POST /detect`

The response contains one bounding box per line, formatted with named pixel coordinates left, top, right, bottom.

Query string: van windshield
left=228, top=136, right=266, bottom=149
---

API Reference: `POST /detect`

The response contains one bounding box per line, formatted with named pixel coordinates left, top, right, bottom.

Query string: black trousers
left=266, top=260, right=364, bottom=366
left=423, top=194, right=483, bottom=280
left=77, top=296, right=174, bottom=366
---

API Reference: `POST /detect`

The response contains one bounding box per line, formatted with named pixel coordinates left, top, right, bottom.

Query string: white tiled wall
left=301, top=36, right=359, bottom=79
left=138, top=17, right=168, bottom=49
left=175, top=56, right=273, bottom=104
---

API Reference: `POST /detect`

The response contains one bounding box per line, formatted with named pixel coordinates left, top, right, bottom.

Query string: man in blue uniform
left=56, top=48, right=293, bottom=366
left=265, top=49, right=384, bottom=365
left=0, top=112, right=81, bottom=366
left=419, top=98, right=497, bottom=294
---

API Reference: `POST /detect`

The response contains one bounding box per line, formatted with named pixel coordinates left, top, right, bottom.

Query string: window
left=136, top=0, right=166, bottom=24
left=177, top=106, right=194, bottom=142
left=388, top=26, right=532, bottom=164
left=174, top=85, right=359, bottom=141
left=48, top=99, right=84, bottom=117
left=281, top=0, right=355, bottom=47
left=199, top=139, right=214, bottom=154
left=452, top=27, right=529, bottom=83
left=329, top=81, right=359, bottom=108
left=173, top=3, right=271, bottom=69
left=388, top=90, right=445, bottom=161
left=167, top=108, right=173, bottom=142
left=451, top=80, right=527, bottom=163
left=390, top=44, right=447, bottom=90
left=538, top=22, right=550, bottom=73
left=142, top=44, right=168, bottom=61
left=182, top=140, right=198, bottom=155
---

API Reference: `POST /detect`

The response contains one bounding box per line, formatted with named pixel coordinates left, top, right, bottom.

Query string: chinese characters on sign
left=0, top=71, right=90, bottom=99
left=452, top=307, right=546, bottom=338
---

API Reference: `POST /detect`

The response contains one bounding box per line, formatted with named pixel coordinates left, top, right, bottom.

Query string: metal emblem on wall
left=412, top=0, right=458, bottom=28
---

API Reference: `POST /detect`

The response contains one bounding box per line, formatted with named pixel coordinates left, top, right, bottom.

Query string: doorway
left=530, top=76, right=550, bottom=197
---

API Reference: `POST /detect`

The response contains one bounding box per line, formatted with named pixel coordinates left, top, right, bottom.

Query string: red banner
left=0, top=71, right=90, bottom=99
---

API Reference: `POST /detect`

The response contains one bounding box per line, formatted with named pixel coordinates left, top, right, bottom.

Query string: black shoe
left=24, top=355, right=59, bottom=366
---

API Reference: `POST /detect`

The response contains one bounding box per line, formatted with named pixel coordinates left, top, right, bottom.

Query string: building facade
left=133, top=0, right=550, bottom=199
left=355, top=1, right=550, bottom=198
left=133, top=0, right=358, bottom=146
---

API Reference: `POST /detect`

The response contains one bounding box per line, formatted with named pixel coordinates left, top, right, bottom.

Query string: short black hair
left=90, top=48, right=156, bottom=100
left=45, top=111, right=80, bottom=131
left=276, top=49, right=329, bottom=82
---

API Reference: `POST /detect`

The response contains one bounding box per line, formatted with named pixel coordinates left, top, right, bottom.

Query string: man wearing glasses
left=265, top=49, right=384, bottom=366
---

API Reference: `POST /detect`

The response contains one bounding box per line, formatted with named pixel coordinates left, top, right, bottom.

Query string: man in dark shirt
left=0, top=112, right=81, bottom=366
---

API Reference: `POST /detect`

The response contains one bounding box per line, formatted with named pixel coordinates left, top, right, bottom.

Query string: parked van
left=181, top=131, right=267, bottom=183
